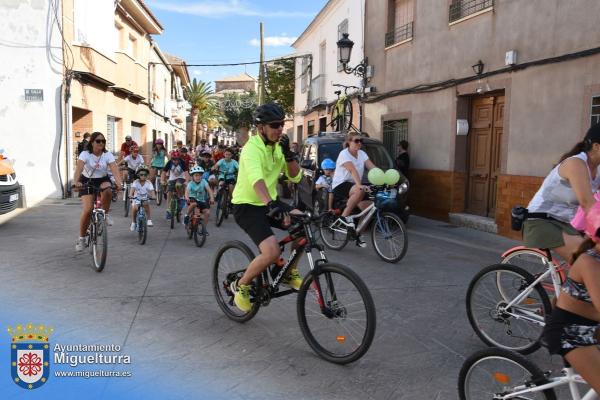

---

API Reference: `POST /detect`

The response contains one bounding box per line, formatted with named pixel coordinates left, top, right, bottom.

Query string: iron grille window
left=383, top=119, right=408, bottom=156
left=385, top=21, right=413, bottom=47
left=337, top=19, right=349, bottom=71
left=592, top=96, right=600, bottom=127
left=449, top=0, right=494, bottom=23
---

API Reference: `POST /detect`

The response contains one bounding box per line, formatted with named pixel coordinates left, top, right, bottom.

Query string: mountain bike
left=319, top=183, right=409, bottom=263
left=122, top=167, right=134, bottom=218
left=458, top=347, right=598, bottom=400
left=466, top=260, right=560, bottom=354
left=215, top=174, right=235, bottom=227
left=73, top=184, right=110, bottom=272
left=132, top=197, right=153, bottom=245
left=186, top=202, right=207, bottom=248
left=212, top=211, right=376, bottom=364
left=330, top=84, right=359, bottom=132
left=167, top=183, right=183, bottom=230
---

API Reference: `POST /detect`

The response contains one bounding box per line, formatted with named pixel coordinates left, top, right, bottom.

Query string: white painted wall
left=0, top=0, right=64, bottom=205
left=293, top=0, right=365, bottom=120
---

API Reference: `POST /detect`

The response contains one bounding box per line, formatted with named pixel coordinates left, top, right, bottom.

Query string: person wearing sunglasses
left=331, top=132, right=380, bottom=247
left=228, top=103, right=303, bottom=313
left=73, top=132, right=122, bottom=251
left=129, top=164, right=155, bottom=230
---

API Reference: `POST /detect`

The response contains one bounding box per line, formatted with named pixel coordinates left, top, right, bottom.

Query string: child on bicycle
left=212, top=148, right=239, bottom=194
left=120, top=145, right=144, bottom=183
left=315, top=158, right=335, bottom=211
left=184, top=166, right=214, bottom=235
left=542, top=201, right=600, bottom=392
left=197, top=151, right=217, bottom=189
left=129, top=164, right=155, bottom=230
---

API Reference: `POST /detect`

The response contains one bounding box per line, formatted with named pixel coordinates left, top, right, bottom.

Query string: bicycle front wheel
left=155, top=178, right=163, bottom=206
left=319, top=213, right=349, bottom=251
left=212, top=241, right=261, bottom=322
left=91, top=214, right=108, bottom=272
left=297, top=263, right=376, bottom=364
left=215, top=191, right=226, bottom=227
left=194, top=220, right=206, bottom=247
left=466, top=263, right=552, bottom=354
left=458, top=348, right=557, bottom=400
left=169, top=198, right=176, bottom=230
left=371, top=212, right=408, bottom=263
left=138, top=217, right=147, bottom=245
left=124, top=186, right=130, bottom=217
left=341, top=98, right=353, bottom=131
left=331, top=104, right=341, bottom=131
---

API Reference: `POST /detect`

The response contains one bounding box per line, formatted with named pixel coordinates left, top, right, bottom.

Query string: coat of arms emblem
left=8, top=323, right=53, bottom=389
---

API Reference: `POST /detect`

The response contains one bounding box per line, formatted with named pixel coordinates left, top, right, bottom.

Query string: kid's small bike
left=186, top=203, right=207, bottom=247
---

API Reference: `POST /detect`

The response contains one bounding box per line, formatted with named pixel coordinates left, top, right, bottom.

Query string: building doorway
left=466, top=94, right=504, bottom=217
left=319, top=117, right=327, bottom=133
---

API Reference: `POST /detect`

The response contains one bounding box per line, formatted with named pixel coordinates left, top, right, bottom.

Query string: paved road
left=0, top=198, right=566, bottom=399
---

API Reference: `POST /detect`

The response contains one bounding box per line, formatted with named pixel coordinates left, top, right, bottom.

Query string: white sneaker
left=147, top=220, right=153, bottom=227
left=130, top=222, right=136, bottom=231
left=75, top=236, right=87, bottom=252
left=106, top=214, right=114, bottom=226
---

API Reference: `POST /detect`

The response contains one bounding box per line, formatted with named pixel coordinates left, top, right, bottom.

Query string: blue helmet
left=320, top=158, right=335, bottom=170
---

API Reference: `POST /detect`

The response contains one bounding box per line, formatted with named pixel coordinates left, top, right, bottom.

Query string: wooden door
left=467, top=95, right=504, bottom=217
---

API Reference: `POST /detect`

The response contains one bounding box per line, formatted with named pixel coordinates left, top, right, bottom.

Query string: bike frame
left=135, top=198, right=148, bottom=230
left=499, top=367, right=597, bottom=400
left=254, top=215, right=330, bottom=309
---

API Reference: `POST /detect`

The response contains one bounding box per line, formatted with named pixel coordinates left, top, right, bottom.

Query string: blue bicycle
left=132, top=197, right=152, bottom=245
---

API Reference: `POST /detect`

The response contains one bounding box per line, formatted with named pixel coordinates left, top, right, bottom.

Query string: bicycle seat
left=334, top=90, right=341, bottom=96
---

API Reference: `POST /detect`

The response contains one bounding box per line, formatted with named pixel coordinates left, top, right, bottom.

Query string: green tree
left=264, top=58, right=295, bottom=115
left=184, top=78, right=215, bottom=146
left=221, top=91, right=257, bottom=131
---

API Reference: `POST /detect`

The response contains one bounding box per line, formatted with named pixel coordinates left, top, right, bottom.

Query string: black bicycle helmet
left=253, top=103, right=285, bottom=124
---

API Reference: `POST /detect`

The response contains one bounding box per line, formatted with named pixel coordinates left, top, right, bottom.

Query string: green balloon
left=368, top=168, right=385, bottom=185
left=384, top=169, right=401, bottom=185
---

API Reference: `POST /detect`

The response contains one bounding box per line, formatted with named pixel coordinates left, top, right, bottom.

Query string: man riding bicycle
left=230, top=103, right=303, bottom=312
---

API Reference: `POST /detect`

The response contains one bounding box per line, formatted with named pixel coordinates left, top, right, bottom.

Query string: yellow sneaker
left=231, top=280, right=252, bottom=312
left=281, top=267, right=303, bottom=290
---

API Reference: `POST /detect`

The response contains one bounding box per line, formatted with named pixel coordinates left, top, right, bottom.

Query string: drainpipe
left=65, top=73, right=73, bottom=197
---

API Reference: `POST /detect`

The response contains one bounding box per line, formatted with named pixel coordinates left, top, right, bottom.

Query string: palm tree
left=184, top=79, right=214, bottom=146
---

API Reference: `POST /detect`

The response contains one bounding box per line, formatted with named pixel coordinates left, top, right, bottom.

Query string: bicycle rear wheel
left=138, top=216, right=147, bottom=245
left=297, top=263, right=376, bottom=364
left=319, top=213, right=349, bottom=251
left=194, top=220, right=206, bottom=248
left=341, top=98, right=353, bottom=131
left=501, top=248, right=562, bottom=300
left=458, top=348, right=557, bottom=400
left=466, top=263, right=552, bottom=354
left=371, top=212, right=408, bottom=263
left=91, top=214, right=108, bottom=272
left=331, top=104, right=341, bottom=131
left=212, top=241, right=261, bottom=322
left=124, top=186, right=130, bottom=217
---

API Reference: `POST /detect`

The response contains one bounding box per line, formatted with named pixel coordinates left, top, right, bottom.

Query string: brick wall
left=496, top=174, right=544, bottom=239
left=407, top=169, right=455, bottom=221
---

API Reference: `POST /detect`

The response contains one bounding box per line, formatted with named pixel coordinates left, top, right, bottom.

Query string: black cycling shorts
left=333, top=181, right=354, bottom=203
left=78, top=175, right=111, bottom=197
left=233, top=204, right=285, bottom=247
left=189, top=198, right=208, bottom=210
left=219, top=178, right=236, bottom=185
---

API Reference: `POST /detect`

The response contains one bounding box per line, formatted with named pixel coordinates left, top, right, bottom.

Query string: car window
left=363, top=143, right=394, bottom=169
left=319, top=142, right=394, bottom=169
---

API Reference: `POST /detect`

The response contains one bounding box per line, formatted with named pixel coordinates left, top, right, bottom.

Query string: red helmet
left=170, top=150, right=181, bottom=159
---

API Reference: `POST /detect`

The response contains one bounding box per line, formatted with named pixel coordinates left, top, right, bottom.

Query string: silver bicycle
left=459, top=347, right=598, bottom=400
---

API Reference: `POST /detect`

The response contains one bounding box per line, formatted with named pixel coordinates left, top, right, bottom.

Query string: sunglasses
left=95, top=139, right=106, bottom=144
left=352, top=138, right=363, bottom=144
left=138, top=173, right=147, bottom=177
left=268, top=122, right=284, bottom=129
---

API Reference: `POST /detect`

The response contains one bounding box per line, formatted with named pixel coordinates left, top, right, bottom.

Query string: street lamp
left=336, top=33, right=368, bottom=79
left=472, top=60, right=484, bottom=75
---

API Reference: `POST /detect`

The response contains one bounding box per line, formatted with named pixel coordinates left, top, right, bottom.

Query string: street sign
left=24, top=89, right=43, bottom=102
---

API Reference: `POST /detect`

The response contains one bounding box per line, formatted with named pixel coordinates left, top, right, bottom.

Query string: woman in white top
left=73, top=132, right=122, bottom=251
left=331, top=133, right=379, bottom=245
left=524, top=123, right=600, bottom=261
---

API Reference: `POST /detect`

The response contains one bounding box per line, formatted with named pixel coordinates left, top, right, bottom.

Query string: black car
left=294, top=132, right=410, bottom=222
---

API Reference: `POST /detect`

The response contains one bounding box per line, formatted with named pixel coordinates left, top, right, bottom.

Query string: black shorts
left=219, top=177, right=236, bottom=185
left=542, top=307, right=600, bottom=357
left=233, top=204, right=285, bottom=247
left=78, top=175, right=111, bottom=197
left=189, top=198, right=208, bottom=210
left=126, top=168, right=136, bottom=182
left=333, top=181, right=354, bottom=203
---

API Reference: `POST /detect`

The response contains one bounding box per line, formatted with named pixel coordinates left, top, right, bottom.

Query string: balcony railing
left=449, top=0, right=493, bottom=23
left=308, top=74, right=327, bottom=109
left=385, top=21, right=413, bottom=48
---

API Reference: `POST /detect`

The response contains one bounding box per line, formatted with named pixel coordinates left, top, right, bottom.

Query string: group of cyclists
left=67, top=102, right=600, bottom=389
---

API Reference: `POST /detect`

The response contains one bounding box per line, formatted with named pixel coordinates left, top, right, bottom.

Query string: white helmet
left=190, top=165, right=204, bottom=175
